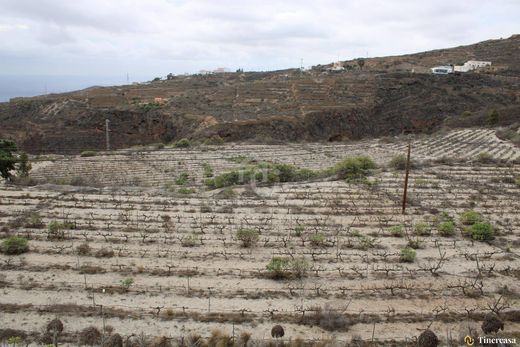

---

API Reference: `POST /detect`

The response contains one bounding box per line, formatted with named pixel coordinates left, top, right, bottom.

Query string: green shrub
left=175, top=173, right=190, bottom=185
left=291, top=257, right=310, bottom=279
left=178, top=187, right=195, bottom=194
left=333, top=156, right=376, bottom=182
left=181, top=234, right=199, bottom=247
left=399, top=247, right=416, bottom=263
left=476, top=152, right=494, bottom=163
left=48, top=220, right=66, bottom=239
left=203, top=135, right=225, bottom=145
left=293, top=225, right=305, bottom=237
left=389, top=225, right=404, bottom=237
left=236, top=228, right=259, bottom=247
left=213, top=170, right=242, bottom=188
left=219, top=187, right=236, bottom=199
left=0, top=236, right=29, bottom=255
left=487, top=109, right=499, bottom=126
left=309, top=232, right=326, bottom=247
left=389, top=155, right=407, bottom=170
left=120, top=277, right=134, bottom=292
left=413, top=222, right=431, bottom=236
left=266, top=257, right=291, bottom=279
left=80, top=150, right=97, bottom=157
left=469, top=223, right=495, bottom=241
left=460, top=210, right=482, bottom=225
left=24, top=212, right=44, bottom=228
left=438, top=221, right=455, bottom=237
left=407, top=238, right=422, bottom=249
left=266, top=256, right=309, bottom=280
left=515, top=178, right=520, bottom=187
left=174, top=138, right=191, bottom=148
left=202, top=163, right=214, bottom=178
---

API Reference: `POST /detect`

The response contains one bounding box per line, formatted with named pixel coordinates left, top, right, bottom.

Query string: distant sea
left=0, top=75, right=131, bottom=102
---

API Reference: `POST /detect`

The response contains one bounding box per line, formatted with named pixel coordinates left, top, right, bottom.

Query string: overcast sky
left=0, top=0, right=519, bottom=96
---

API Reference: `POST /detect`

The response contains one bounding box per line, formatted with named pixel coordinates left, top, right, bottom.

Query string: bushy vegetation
left=203, top=135, right=225, bottom=145
left=413, top=222, right=431, bottom=236
left=332, top=156, right=376, bottom=182
left=178, top=187, right=195, bottom=194
left=174, top=138, right=191, bottom=148
left=80, top=150, right=97, bottom=157
left=17, top=152, right=31, bottom=178
left=206, top=156, right=376, bottom=189
left=202, top=163, right=214, bottom=178
left=309, top=232, right=326, bottom=247
left=460, top=210, right=482, bottom=225
left=137, top=102, right=161, bottom=112
left=487, top=109, right=499, bottom=126
left=76, top=242, right=91, bottom=256
left=0, top=236, right=29, bottom=255
left=438, top=221, right=455, bottom=237
left=0, top=139, right=17, bottom=179
left=399, top=247, right=416, bottom=263
left=48, top=220, right=75, bottom=240
left=389, top=225, right=404, bottom=237
left=175, top=172, right=190, bottom=185
left=236, top=228, right=259, bottom=248
left=205, top=162, right=319, bottom=189
left=265, top=256, right=309, bottom=280
left=469, top=223, right=495, bottom=241
left=476, top=152, right=494, bottom=163
left=120, top=277, right=134, bottom=292
left=389, top=154, right=407, bottom=170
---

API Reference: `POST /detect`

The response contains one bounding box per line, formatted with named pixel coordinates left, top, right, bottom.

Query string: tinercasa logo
left=465, top=335, right=517, bottom=345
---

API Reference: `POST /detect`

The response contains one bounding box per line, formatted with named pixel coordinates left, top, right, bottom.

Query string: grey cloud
left=0, top=0, right=518, bottom=78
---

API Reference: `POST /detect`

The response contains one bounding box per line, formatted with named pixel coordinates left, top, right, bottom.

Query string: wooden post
left=105, top=119, right=110, bottom=151
left=402, top=143, right=411, bottom=214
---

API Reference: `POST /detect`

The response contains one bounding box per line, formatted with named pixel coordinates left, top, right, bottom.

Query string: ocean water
left=0, top=75, right=128, bottom=102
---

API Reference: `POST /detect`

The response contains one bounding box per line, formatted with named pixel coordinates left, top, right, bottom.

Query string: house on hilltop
left=454, top=60, right=492, bottom=72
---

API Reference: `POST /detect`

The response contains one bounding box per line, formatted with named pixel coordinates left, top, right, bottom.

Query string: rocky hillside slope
left=1, top=35, right=519, bottom=153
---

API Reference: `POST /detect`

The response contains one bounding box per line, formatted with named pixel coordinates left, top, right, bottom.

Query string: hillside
left=1, top=128, right=520, bottom=344
left=1, top=35, right=520, bottom=153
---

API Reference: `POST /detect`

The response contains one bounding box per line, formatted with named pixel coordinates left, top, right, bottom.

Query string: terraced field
left=1, top=128, right=520, bottom=346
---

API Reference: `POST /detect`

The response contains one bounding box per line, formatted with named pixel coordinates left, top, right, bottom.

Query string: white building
left=453, top=60, right=492, bottom=72
left=328, top=61, right=345, bottom=71
left=431, top=66, right=453, bottom=74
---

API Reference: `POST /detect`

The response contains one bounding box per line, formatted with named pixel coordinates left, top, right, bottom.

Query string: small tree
left=0, top=139, right=17, bottom=179
left=357, top=58, right=365, bottom=70
left=487, top=109, right=499, bottom=126
left=17, top=152, right=31, bottom=177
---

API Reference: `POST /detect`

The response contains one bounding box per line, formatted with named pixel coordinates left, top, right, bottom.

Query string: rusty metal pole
left=402, top=143, right=411, bottom=214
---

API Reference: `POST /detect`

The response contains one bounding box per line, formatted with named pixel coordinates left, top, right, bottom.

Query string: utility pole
left=105, top=119, right=110, bottom=151
left=402, top=142, right=411, bottom=214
